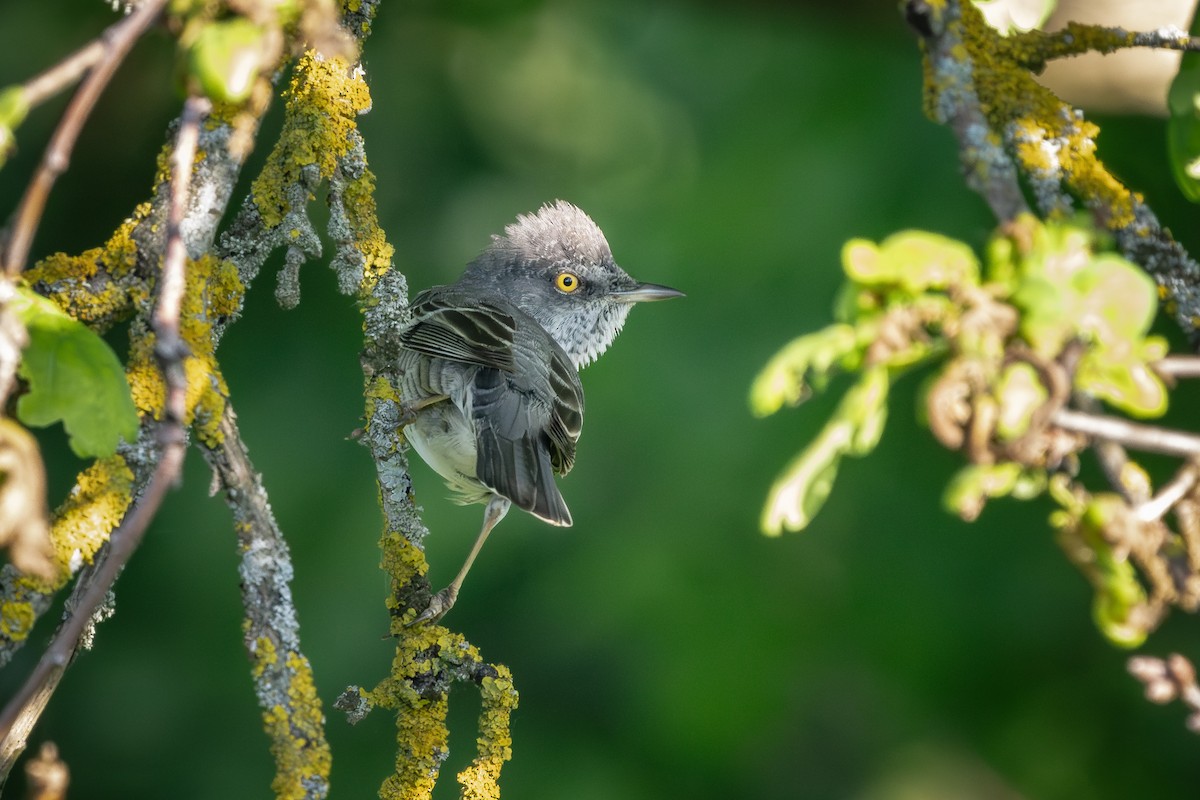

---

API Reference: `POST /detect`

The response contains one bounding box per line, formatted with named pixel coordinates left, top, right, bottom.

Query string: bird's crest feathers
left=494, top=200, right=613, bottom=268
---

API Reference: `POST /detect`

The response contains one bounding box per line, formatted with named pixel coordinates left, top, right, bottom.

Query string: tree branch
left=200, top=402, right=331, bottom=799
left=905, top=0, right=1200, bottom=342
left=2, top=0, right=167, bottom=276
left=1011, top=22, right=1198, bottom=72
left=0, top=92, right=206, bottom=775
left=1052, top=408, right=1200, bottom=458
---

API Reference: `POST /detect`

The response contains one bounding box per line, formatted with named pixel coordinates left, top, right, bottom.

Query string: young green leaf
left=12, top=287, right=140, bottom=458
left=1168, top=11, right=1200, bottom=202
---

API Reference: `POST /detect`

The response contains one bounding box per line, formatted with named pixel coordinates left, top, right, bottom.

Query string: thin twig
left=1073, top=395, right=1148, bottom=506
left=1052, top=408, right=1200, bottom=459
left=0, top=93, right=206, bottom=753
left=1012, top=23, right=1200, bottom=72
left=1135, top=463, right=1200, bottom=524
left=22, top=40, right=107, bottom=110
left=1155, top=356, right=1200, bottom=381
left=2, top=0, right=166, bottom=276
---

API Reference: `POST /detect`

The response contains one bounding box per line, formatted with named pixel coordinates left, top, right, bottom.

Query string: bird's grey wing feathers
left=546, top=354, right=583, bottom=474
left=472, top=365, right=574, bottom=526
left=471, top=318, right=583, bottom=527
left=399, top=288, right=517, bottom=371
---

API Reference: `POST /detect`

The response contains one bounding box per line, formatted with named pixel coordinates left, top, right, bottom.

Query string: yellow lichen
left=1, top=455, right=134, bottom=645
left=368, top=628, right=456, bottom=795
left=251, top=51, right=373, bottom=230
left=0, top=600, right=36, bottom=640
left=251, top=634, right=279, bottom=678
left=380, top=531, right=428, bottom=591
left=342, top=168, right=395, bottom=296
left=457, top=668, right=519, bottom=800
left=125, top=253, right=243, bottom=447
left=48, top=456, right=135, bottom=581
left=259, top=649, right=332, bottom=800
left=922, top=0, right=1144, bottom=234
left=25, top=203, right=151, bottom=329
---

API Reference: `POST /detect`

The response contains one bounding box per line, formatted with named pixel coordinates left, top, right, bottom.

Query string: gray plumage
left=397, top=200, right=682, bottom=621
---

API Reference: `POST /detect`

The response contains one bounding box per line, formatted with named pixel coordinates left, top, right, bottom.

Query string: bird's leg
left=398, top=393, right=450, bottom=428
left=410, top=494, right=511, bottom=625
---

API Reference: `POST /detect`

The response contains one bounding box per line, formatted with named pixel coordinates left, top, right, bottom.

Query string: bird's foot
left=408, top=585, right=459, bottom=626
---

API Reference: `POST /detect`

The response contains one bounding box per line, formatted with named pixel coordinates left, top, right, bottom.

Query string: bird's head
left=461, top=200, right=682, bottom=369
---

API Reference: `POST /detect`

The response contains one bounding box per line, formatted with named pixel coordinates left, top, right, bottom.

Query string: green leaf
left=842, top=231, right=980, bottom=293
left=12, top=287, right=139, bottom=457
left=841, top=365, right=889, bottom=455
left=0, top=85, right=29, bottom=169
left=973, top=0, right=1058, bottom=34
left=760, top=419, right=848, bottom=536
left=188, top=18, right=267, bottom=104
left=760, top=368, right=891, bottom=535
left=749, top=324, right=860, bottom=417
left=1072, top=254, right=1158, bottom=344
left=943, top=462, right=1023, bottom=522
left=995, top=361, right=1047, bottom=441
left=1075, top=338, right=1169, bottom=419
left=1081, top=495, right=1149, bottom=648
left=1168, top=11, right=1200, bottom=203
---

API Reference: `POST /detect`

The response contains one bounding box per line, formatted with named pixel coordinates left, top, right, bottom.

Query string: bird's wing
left=399, top=287, right=517, bottom=371
left=470, top=309, right=584, bottom=527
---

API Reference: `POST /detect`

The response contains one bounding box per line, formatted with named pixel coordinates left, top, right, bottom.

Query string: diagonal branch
left=2, top=0, right=167, bottom=276
left=0, top=92, right=207, bottom=775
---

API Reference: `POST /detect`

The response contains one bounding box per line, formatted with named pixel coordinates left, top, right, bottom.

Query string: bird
left=396, top=200, right=683, bottom=624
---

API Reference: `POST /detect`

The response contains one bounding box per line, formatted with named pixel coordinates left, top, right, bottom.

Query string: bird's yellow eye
left=555, top=272, right=581, bottom=293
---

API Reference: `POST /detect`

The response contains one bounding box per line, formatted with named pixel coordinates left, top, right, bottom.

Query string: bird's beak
left=610, top=282, right=685, bottom=303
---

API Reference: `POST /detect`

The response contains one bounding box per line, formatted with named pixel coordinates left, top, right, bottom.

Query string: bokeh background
left=2, top=1, right=1200, bottom=797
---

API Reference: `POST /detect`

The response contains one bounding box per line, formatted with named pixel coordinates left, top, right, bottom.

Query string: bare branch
left=906, top=0, right=1031, bottom=222
left=21, top=40, right=107, bottom=111
left=1135, top=463, right=1200, bottom=524
left=2, top=0, right=167, bottom=276
left=1052, top=408, right=1200, bottom=459
left=1155, top=356, right=1200, bottom=381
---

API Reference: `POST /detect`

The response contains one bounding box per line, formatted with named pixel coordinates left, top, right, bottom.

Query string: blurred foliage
left=1, top=1, right=1199, bottom=799
left=1168, top=4, right=1200, bottom=202
left=753, top=216, right=1184, bottom=648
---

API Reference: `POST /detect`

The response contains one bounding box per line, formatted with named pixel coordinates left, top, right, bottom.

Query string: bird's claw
left=407, top=586, right=459, bottom=626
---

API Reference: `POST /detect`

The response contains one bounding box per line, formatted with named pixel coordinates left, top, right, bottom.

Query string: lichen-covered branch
left=906, top=0, right=1200, bottom=341
left=201, top=403, right=331, bottom=800
left=0, top=92, right=207, bottom=780
left=1010, top=22, right=1197, bottom=72
left=197, top=6, right=515, bottom=793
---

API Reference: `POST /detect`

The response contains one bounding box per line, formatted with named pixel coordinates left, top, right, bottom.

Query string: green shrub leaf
left=12, top=287, right=139, bottom=457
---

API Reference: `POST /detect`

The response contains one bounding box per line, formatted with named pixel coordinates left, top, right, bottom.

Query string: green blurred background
left=2, top=1, right=1200, bottom=797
